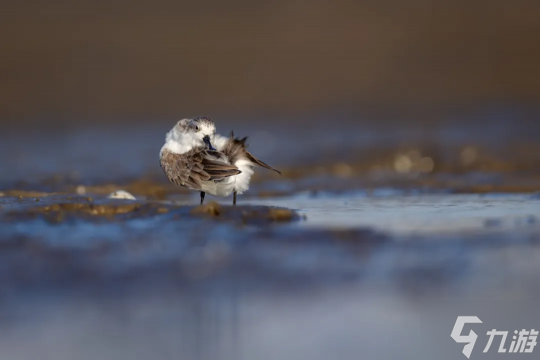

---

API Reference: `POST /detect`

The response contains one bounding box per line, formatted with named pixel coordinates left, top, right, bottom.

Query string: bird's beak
left=203, top=135, right=216, bottom=150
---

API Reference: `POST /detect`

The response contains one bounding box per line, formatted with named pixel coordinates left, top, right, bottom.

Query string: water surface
left=1, top=122, right=539, bottom=360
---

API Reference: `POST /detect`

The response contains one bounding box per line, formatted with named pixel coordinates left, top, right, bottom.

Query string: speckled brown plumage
left=160, top=147, right=240, bottom=191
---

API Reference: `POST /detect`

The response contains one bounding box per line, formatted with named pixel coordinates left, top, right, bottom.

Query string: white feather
left=200, top=176, right=236, bottom=197
left=160, top=130, right=200, bottom=157
left=233, top=159, right=254, bottom=194
left=107, top=190, right=136, bottom=200
left=213, top=133, right=230, bottom=151
left=213, top=134, right=255, bottom=194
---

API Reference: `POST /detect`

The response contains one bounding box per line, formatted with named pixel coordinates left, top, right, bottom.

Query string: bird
left=160, top=117, right=281, bottom=205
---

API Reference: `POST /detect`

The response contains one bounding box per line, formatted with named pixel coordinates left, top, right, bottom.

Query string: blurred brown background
left=1, top=0, right=540, bottom=125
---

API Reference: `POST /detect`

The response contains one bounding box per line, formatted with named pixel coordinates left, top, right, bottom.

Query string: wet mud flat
left=0, top=194, right=377, bottom=293
left=1, top=189, right=539, bottom=290
left=1, top=189, right=540, bottom=360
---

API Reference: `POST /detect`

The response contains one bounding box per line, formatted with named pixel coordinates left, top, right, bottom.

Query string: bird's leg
left=233, top=191, right=237, bottom=206
left=200, top=191, right=205, bottom=205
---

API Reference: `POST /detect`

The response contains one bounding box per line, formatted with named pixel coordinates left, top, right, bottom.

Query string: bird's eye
left=195, top=125, right=200, bottom=131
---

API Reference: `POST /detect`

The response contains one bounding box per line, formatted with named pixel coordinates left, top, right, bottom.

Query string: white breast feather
left=233, top=159, right=253, bottom=194
left=213, top=134, right=229, bottom=151
left=215, top=134, right=254, bottom=194
left=159, top=133, right=200, bottom=157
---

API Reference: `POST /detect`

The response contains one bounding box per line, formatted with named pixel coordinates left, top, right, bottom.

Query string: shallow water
left=1, top=191, right=539, bottom=360
left=243, top=193, right=540, bottom=234
left=1, top=122, right=540, bottom=359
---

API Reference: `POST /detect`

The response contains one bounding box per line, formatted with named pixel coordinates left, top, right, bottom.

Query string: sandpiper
left=160, top=117, right=280, bottom=205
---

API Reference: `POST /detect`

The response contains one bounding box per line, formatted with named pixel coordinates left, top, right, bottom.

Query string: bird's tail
left=224, top=131, right=281, bottom=175
left=245, top=151, right=281, bottom=175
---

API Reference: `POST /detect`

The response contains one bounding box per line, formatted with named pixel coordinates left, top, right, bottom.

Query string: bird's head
left=166, top=117, right=217, bottom=150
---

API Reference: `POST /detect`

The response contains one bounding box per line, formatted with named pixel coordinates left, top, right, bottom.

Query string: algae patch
left=4, top=202, right=174, bottom=224
left=191, top=201, right=302, bottom=225
left=1, top=196, right=301, bottom=226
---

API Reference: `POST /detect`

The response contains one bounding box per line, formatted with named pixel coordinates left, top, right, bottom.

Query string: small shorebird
left=160, top=117, right=280, bottom=205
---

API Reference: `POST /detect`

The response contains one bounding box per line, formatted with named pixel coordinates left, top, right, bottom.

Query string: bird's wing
left=222, top=132, right=281, bottom=175
left=163, top=148, right=241, bottom=191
